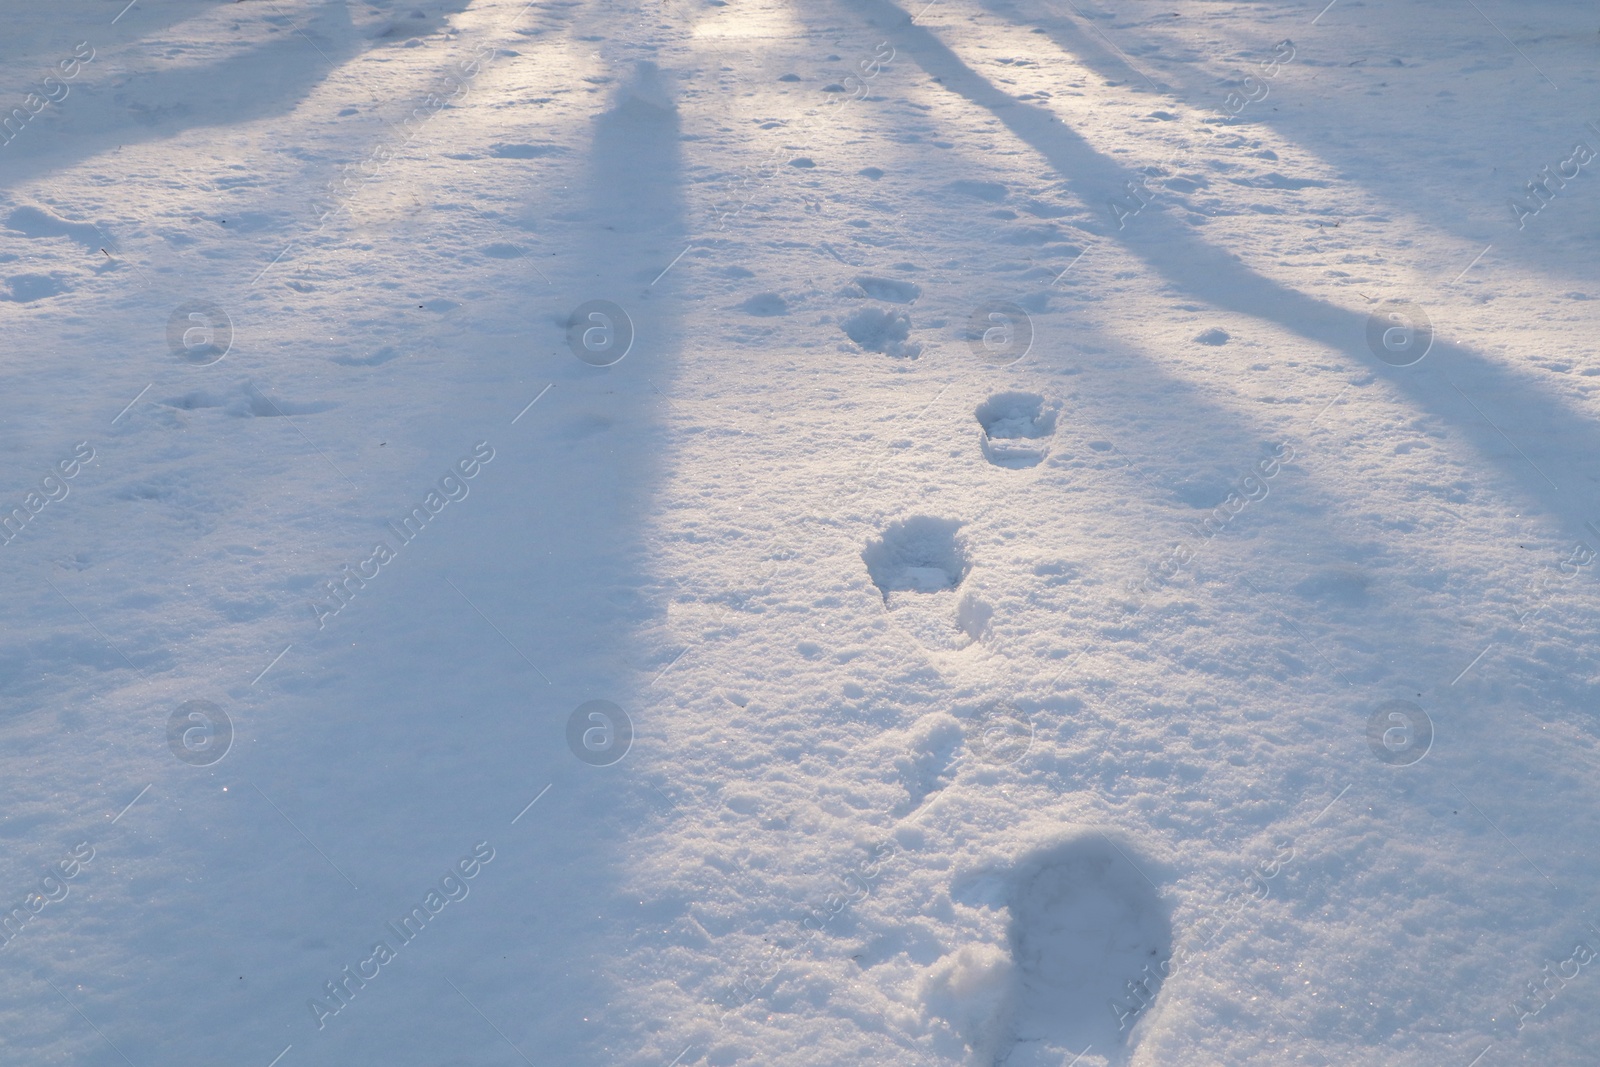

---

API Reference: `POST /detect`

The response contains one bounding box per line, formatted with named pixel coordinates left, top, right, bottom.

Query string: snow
left=2, top=0, right=1600, bottom=1065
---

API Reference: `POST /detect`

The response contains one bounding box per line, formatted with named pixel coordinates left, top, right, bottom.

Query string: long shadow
left=0, top=1, right=474, bottom=198
left=267, top=50, right=692, bottom=1067
left=978, top=0, right=1178, bottom=95
left=848, top=0, right=1600, bottom=536
left=976, top=0, right=1596, bottom=281
left=0, top=16, right=691, bottom=1067
left=367, top=52, right=694, bottom=1067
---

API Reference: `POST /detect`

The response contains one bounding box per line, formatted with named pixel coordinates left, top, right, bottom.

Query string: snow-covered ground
left=3, top=0, right=1600, bottom=1064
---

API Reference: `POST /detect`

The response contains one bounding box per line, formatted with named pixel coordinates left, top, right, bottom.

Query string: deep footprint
left=863, top=516, right=970, bottom=600
left=976, top=392, right=1056, bottom=468
left=863, top=518, right=983, bottom=650
left=1002, top=836, right=1172, bottom=1065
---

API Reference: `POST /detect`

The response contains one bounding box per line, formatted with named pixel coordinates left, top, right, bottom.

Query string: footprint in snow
left=1004, top=844, right=1171, bottom=1062
left=1002, top=838, right=1172, bottom=1063
left=1292, top=566, right=1371, bottom=609
left=851, top=275, right=920, bottom=304
left=843, top=307, right=920, bottom=358
left=976, top=392, right=1056, bottom=468
left=945, top=179, right=1010, bottom=202
left=737, top=292, right=787, bottom=316
left=930, top=837, right=1173, bottom=1066
left=158, top=384, right=336, bottom=419
left=863, top=517, right=988, bottom=650
left=5, top=205, right=105, bottom=247
left=2, top=273, right=68, bottom=302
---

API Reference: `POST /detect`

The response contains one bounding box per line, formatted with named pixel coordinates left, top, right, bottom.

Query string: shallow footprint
left=976, top=392, right=1056, bottom=468
left=3, top=273, right=68, bottom=302
left=843, top=307, right=920, bottom=358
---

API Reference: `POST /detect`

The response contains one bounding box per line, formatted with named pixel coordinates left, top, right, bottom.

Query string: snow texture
left=2, top=1, right=1600, bottom=1066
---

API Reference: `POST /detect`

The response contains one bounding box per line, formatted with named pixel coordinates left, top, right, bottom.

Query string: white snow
left=2, top=1, right=1600, bottom=1065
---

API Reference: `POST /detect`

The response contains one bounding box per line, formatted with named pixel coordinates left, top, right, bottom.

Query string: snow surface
left=3, top=0, right=1600, bottom=1065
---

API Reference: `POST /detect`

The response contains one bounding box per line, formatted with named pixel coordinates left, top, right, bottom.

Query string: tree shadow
left=394, top=51, right=693, bottom=1067
left=972, top=0, right=1596, bottom=304
left=0, top=1, right=472, bottom=200
left=0, top=12, right=693, bottom=1067
left=847, top=0, right=1600, bottom=540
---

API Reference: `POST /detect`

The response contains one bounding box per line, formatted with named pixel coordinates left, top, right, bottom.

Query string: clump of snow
left=921, top=943, right=1016, bottom=1064
left=737, top=291, right=787, bottom=316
